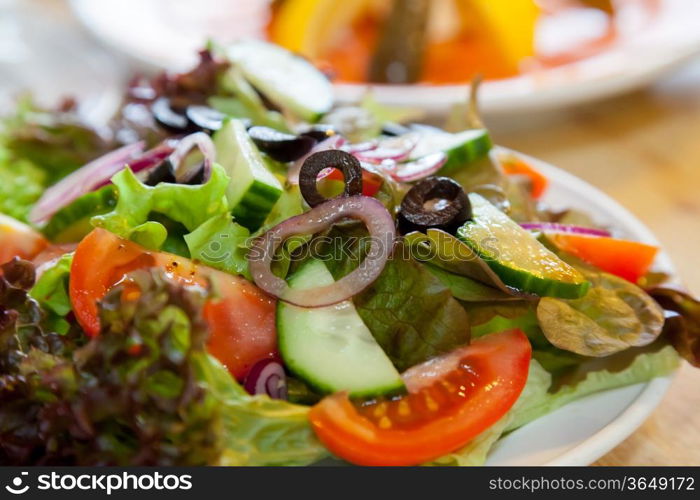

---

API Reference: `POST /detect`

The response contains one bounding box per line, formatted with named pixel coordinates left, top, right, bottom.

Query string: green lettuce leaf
left=425, top=263, right=514, bottom=302
left=403, top=228, right=525, bottom=298
left=29, top=253, right=74, bottom=334
left=361, top=93, right=423, bottom=126
left=506, top=343, right=680, bottom=432
left=355, top=251, right=470, bottom=371
left=0, top=147, right=46, bottom=222
left=428, top=417, right=509, bottom=467
left=251, top=186, right=309, bottom=279
left=184, top=213, right=250, bottom=278
left=467, top=302, right=583, bottom=374
left=92, top=164, right=230, bottom=249
left=323, top=227, right=470, bottom=371
left=1, top=97, right=112, bottom=184
left=197, top=355, right=327, bottom=466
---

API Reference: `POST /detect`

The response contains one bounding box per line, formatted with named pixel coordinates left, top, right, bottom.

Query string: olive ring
left=398, top=176, right=471, bottom=234
left=299, top=150, right=363, bottom=207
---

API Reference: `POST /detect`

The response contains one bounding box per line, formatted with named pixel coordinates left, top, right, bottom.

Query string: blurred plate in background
left=0, top=0, right=125, bottom=123
left=70, top=0, right=700, bottom=116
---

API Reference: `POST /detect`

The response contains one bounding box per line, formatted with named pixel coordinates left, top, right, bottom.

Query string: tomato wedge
left=324, top=167, right=383, bottom=197
left=70, top=228, right=277, bottom=379
left=309, top=329, right=531, bottom=466
left=0, top=213, right=48, bottom=265
left=550, top=233, right=659, bottom=283
left=499, top=154, right=548, bottom=199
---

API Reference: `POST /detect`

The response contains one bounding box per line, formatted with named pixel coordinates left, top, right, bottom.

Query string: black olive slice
left=398, top=176, right=471, bottom=234
left=144, top=158, right=177, bottom=186
left=152, top=97, right=190, bottom=132
left=185, top=105, right=225, bottom=133
left=248, top=126, right=316, bottom=162
left=300, top=125, right=336, bottom=143
left=299, top=150, right=363, bottom=207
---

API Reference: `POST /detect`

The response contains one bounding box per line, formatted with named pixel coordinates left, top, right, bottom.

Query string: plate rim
left=508, top=147, right=678, bottom=466
left=546, top=376, right=674, bottom=466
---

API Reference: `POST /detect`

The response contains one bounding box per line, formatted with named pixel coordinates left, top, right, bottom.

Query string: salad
left=0, top=40, right=697, bottom=467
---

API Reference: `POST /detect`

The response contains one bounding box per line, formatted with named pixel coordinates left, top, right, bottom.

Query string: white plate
left=484, top=148, right=676, bottom=466
left=314, top=149, right=676, bottom=467
left=70, top=0, right=700, bottom=116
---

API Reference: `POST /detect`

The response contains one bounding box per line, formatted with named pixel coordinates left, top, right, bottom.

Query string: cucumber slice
left=226, top=40, right=333, bottom=122
left=42, top=185, right=117, bottom=243
left=277, top=260, right=405, bottom=398
left=457, top=193, right=589, bottom=299
left=214, top=119, right=283, bottom=230
left=409, top=129, right=492, bottom=174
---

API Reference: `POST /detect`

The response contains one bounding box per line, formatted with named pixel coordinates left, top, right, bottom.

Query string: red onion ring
left=98, top=141, right=175, bottom=188
left=288, top=135, right=346, bottom=185
left=353, top=134, right=417, bottom=164
left=249, top=196, right=396, bottom=308
left=29, top=141, right=146, bottom=225
left=167, top=132, right=216, bottom=182
left=391, top=152, right=447, bottom=182
left=341, top=139, right=378, bottom=154
left=519, top=222, right=611, bottom=237
left=243, top=358, right=288, bottom=399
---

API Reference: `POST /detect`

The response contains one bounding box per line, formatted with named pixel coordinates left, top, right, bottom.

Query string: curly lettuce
left=1, top=266, right=325, bottom=465
left=92, top=164, right=230, bottom=250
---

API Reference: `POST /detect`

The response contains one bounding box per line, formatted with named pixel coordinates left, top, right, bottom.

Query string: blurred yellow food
left=268, top=0, right=377, bottom=59
left=267, top=0, right=541, bottom=83
left=458, top=0, right=540, bottom=75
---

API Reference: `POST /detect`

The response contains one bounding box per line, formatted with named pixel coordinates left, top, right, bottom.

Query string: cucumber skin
left=457, top=193, right=589, bottom=299
left=473, top=249, right=590, bottom=299
left=231, top=179, right=282, bottom=230
left=456, top=230, right=590, bottom=300
left=42, top=185, right=117, bottom=243
left=439, top=133, right=493, bottom=175
left=214, top=120, right=284, bottom=230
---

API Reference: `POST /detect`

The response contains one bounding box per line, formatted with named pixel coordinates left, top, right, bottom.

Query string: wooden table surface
left=492, top=60, right=700, bottom=466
